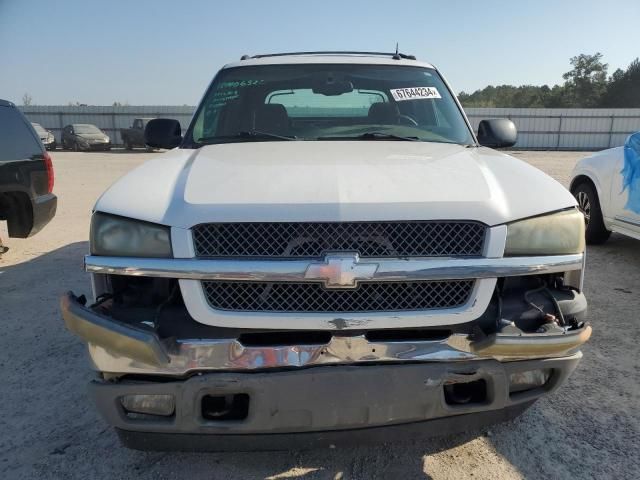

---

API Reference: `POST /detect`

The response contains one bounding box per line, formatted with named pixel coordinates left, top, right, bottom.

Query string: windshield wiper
left=317, top=132, right=420, bottom=141
left=197, top=130, right=297, bottom=143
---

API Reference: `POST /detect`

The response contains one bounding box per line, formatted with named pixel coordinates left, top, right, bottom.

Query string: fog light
left=120, top=394, right=175, bottom=416
left=509, top=369, right=552, bottom=394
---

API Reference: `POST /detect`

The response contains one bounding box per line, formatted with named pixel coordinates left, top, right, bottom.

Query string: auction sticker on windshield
left=390, top=87, right=441, bottom=101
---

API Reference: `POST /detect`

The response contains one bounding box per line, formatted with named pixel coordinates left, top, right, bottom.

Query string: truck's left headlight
left=504, top=209, right=585, bottom=256
left=90, top=212, right=172, bottom=257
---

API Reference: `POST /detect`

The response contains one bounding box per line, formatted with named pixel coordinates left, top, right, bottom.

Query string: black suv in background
left=0, top=100, right=57, bottom=253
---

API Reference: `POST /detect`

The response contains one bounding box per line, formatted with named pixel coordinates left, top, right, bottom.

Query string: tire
left=573, top=182, right=611, bottom=244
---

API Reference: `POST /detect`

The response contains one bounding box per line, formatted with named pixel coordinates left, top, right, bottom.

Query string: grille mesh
left=202, top=280, right=474, bottom=313
left=192, top=221, right=486, bottom=258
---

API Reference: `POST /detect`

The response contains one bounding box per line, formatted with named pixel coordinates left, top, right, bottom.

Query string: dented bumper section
left=61, top=291, right=591, bottom=375
left=90, top=354, right=582, bottom=450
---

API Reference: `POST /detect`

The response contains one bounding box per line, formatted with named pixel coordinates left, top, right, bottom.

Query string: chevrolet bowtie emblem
left=304, top=253, right=379, bottom=288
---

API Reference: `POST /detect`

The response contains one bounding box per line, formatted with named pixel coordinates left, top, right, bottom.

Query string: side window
left=0, top=107, right=43, bottom=161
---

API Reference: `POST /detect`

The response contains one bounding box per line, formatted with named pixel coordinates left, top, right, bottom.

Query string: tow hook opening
left=444, top=379, right=487, bottom=406
left=202, top=394, right=250, bottom=421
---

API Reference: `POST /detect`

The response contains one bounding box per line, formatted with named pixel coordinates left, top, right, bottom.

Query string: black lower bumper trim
left=116, top=400, right=534, bottom=452
left=29, top=192, right=57, bottom=237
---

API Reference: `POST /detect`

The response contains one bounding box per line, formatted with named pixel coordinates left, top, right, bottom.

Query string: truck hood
left=95, top=141, right=576, bottom=228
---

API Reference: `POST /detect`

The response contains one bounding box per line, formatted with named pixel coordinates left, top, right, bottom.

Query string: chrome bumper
left=84, top=253, right=584, bottom=282
left=61, top=293, right=591, bottom=376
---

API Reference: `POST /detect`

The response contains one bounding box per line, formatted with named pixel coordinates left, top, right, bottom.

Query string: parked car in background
left=570, top=132, right=640, bottom=243
left=0, top=100, right=56, bottom=255
left=120, top=117, right=155, bottom=150
left=31, top=122, right=56, bottom=150
left=61, top=124, right=111, bottom=151
left=62, top=52, right=590, bottom=451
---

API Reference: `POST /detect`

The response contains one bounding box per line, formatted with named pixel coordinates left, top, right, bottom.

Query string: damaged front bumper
left=61, top=292, right=591, bottom=375
left=91, top=355, right=581, bottom=451
left=61, top=287, right=590, bottom=450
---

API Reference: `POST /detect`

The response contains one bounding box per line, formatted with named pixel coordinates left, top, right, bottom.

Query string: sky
left=1, top=0, right=638, bottom=106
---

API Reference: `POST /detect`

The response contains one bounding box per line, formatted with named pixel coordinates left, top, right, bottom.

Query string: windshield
left=186, top=64, right=474, bottom=146
left=74, top=124, right=102, bottom=134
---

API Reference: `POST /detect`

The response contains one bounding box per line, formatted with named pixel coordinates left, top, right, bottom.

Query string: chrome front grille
left=202, top=280, right=474, bottom=313
left=192, top=221, right=487, bottom=258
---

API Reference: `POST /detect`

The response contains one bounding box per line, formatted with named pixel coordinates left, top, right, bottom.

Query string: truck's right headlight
left=90, top=212, right=172, bottom=257
left=504, top=209, right=585, bottom=256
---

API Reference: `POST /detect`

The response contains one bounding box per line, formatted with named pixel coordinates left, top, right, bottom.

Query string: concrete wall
left=20, top=106, right=640, bottom=150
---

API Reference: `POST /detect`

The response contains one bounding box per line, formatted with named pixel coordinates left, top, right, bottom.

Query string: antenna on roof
left=392, top=43, right=401, bottom=60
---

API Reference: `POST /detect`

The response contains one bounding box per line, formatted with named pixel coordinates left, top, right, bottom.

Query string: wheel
left=573, top=182, right=611, bottom=244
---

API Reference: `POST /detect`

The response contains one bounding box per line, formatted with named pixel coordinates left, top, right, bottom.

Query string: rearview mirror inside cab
left=144, top=118, right=182, bottom=149
left=477, top=119, right=517, bottom=148
left=312, top=80, right=354, bottom=96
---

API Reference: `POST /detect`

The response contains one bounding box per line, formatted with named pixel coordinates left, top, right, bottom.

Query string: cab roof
left=223, top=51, right=435, bottom=70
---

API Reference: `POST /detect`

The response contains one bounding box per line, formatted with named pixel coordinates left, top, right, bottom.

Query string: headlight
left=103, top=136, right=110, bottom=143
left=504, top=209, right=585, bottom=256
left=47, top=133, right=54, bottom=141
left=90, top=212, right=172, bottom=257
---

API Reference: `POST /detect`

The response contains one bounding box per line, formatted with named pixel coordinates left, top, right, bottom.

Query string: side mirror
left=145, top=118, right=182, bottom=149
left=477, top=119, right=517, bottom=148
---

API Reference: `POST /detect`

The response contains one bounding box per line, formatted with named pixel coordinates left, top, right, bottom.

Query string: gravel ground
left=1, top=150, right=638, bottom=480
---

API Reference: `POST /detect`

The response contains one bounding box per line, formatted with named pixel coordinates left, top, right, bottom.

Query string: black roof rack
left=241, top=51, right=417, bottom=61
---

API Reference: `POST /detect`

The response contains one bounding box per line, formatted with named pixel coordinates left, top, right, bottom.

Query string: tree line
left=458, top=53, right=640, bottom=108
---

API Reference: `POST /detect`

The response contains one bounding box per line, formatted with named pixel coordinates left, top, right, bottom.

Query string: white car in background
left=570, top=132, right=640, bottom=243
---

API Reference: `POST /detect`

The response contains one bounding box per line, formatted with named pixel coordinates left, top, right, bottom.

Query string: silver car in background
left=31, top=122, right=56, bottom=150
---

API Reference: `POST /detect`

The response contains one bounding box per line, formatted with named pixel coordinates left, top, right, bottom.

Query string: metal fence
left=465, top=108, right=640, bottom=150
left=20, top=106, right=640, bottom=150
left=20, top=106, right=194, bottom=146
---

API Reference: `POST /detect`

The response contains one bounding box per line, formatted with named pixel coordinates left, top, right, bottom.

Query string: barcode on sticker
left=390, top=87, right=441, bottom=101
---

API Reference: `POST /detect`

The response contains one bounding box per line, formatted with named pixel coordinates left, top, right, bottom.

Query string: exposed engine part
left=496, top=275, right=586, bottom=334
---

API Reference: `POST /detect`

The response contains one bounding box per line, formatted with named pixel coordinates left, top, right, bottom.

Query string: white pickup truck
left=62, top=51, right=591, bottom=451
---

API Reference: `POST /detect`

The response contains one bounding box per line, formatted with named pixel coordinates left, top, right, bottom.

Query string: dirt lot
left=1, top=150, right=638, bottom=479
